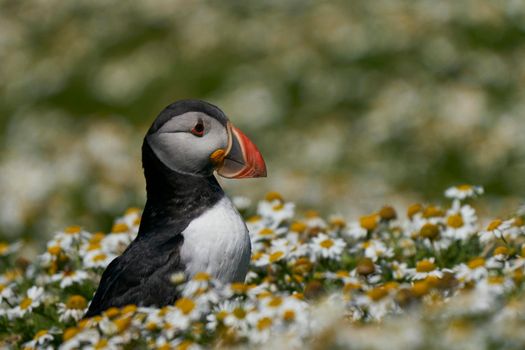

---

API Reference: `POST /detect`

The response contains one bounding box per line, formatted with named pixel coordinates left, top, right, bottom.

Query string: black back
left=85, top=101, right=226, bottom=317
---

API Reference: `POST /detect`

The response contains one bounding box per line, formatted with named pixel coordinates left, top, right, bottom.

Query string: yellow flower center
left=121, top=304, right=137, bottom=314
left=259, top=228, right=274, bottom=236
left=34, top=330, right=48, bottom=339
left=379, top=206, right=397, bottom=221
left=88, top=242, right=102, bottom=251
left=367, top=287, right=388, bottom=301
left=407, top=203, right=423, bottom=219
left=305, top=210, right=319, bottom=218
left=233, top=307, right=246, bottom=319
left=411, top=281, right=430, bottom=297
left=268, top=297, right=283, bottom=307
left=272, top=203, right=284, bottom=211
left=356, top=258, right=375, bottom=276
left=90, top=232, right=106, bottom=243
left=0, top=242, right=8, bottom=254
left=216, top=310, right=228, bottom=322
left=177, top=340, right=194, bottom=350
left=487, top=219, right=502, bottom=231
left=114, top=316, right=132, bottom=333
left=290, top=221, right=307, bottom=233
left=111, top=223, right=129, bottom=233
left=0, top=284, right=4, bottom=292
left=319, top=239, right=334, bottom=249
left=257, top=291, right=272, bottom=299
left=420, top=223, right=440, bottom=239
left=247, top=215, right=262, bottom=223
left=77, top=319, right=89, bottom=329
left=269, top=251, right=285, bottom=263
left=175, top=298, right=195, bottom=315
left=20, top=297, right=33, bottom=310
left=93, top=253, right=107, bottom=262
left=265, top=192, right=283, bottom=202
left=283, top=310, right=295, bottom=322
left=193, top=272, right=211, bottom=281
left=47, top=245, right=61, bottom=255
left=251, top=252, right=264, bottom=261
left=494, top=246, right=509, bottom=256
left=65, top=226, right=81, bottom=234
left=125, top=207, right=141, bottom=216
left=104, top=307, right=120, bottom=318
left=360, top=214, right=379, bottom=231
left=457, top=184, right=473, bottom=191
left=514, top=217, right=524, bottom=227
left=467, top=257, right=485, bottom=269
left=425, top=275, right=442, bottom=288
left=94, top=339, right=108, bottom=349
left=63, top=327, right=79, bottom=341
left=423, top=206, right=444, bottom=218
left=230, top=283, right=251, bottom=294
left=447, top=214, right=464, bottom=228
left=66, top=295, right=87, bottom=309
left=257, top=317, right=273, bottom=331
left=329, top=217, right=346, bottom=229
left=336, top=270, right=349, bottom=278
left=416, top=260, right=436, bottom=272
left=145, top=322, right=157, bottom=331
left=385, top=281, right=399, bottom=290
left=488, top=276, right=504, bottom=285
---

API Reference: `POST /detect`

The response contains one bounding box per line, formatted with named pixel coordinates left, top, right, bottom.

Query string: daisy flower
left=479, top=219, right=513, bottom=243
left=58, top=295, right=88, bottom=322
left=390, top=261, right=411, bottom=280
left=101, top=228, right=134, bottom=254
left=23, top=329, right=54, bottom=349
left=257, top=192, right=295, bottom=225
left=310, top=233, right=346, bottom=260
left=223, top=302, right=252, bottom=334
left=0, top=241, right=22, bottom=257
left=246, top=311, right=274, bottom=344
left=304, top=211, right=327, bottom=232
left=252, top=238, right=294, bottom=267
left=0, top=282, right=14, bottom=304
left=455, top=257, right=488, bottom=283
left=359, top=239, right=394, bottom=261
left=119, top=207, right=142, bottom=232
left=411, top=258, right=447, bottom=280
left=344, top=222, right=368, bottom=240
left=51, top=269, right=89, bottom=288
left=9, top=286, right=45, bottom=318
left=443, top=203, right=478, bottom=241
left=83, top=250, right=116, bottom=269
left=54, top=226, right=91, bottom=251
left=445, top=184, right=484, bottom=201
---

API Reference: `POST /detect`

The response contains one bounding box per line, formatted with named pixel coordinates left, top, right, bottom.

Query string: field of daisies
left=1, top=185, right=525, bottom=349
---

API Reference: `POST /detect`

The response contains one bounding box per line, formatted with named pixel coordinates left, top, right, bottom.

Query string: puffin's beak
left=216, top=123, right=267, bottom=179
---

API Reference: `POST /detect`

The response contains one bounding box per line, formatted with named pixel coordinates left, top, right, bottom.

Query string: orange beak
left=216, top=123, right=267, bottom=179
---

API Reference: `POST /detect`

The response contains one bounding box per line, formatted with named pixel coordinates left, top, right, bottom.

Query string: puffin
left=85, top=99, right=266, bottom=317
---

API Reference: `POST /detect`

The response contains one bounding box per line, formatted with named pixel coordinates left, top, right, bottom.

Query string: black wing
left=84, top=234, right=184, bottom=317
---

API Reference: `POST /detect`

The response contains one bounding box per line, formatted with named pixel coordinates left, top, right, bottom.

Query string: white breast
left=180, top=196, right=251, bottom=283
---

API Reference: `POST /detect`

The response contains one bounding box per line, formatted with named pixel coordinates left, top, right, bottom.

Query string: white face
left=146, top=111, right=229, bottom=176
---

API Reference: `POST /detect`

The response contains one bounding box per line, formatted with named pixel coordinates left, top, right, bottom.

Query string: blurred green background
left=1, top=0, right=524, bottom=243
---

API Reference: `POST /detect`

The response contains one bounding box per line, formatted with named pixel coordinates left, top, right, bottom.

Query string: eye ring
left=191, top=120, right=205, bottom=137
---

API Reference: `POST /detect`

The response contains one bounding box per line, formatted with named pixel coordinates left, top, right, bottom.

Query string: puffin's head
left=146, top=99, right=267, bottom=178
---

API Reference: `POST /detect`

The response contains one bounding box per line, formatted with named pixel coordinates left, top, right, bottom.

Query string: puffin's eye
left=191, top=120, right=205, bottom=137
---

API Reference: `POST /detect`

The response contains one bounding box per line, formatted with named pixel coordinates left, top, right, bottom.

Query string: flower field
left=1, top=185, right=525, bottom=349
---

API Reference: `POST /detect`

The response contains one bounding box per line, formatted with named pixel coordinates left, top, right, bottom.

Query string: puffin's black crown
left=148, top=99, right=229, bottom=135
